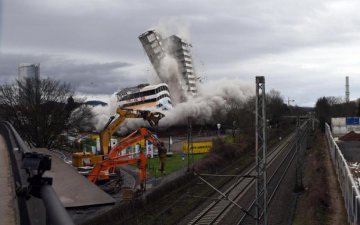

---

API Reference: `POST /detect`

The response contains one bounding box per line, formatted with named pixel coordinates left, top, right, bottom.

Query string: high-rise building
left=138, top=30, right=165, bottom=76
left=139, top=30, right=198, bottom=95
left=18, top=63, right=40, bottom=81
left=164, top=35, right=197, bottom=94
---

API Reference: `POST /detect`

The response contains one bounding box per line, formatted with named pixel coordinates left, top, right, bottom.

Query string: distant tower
left=18, top=63, right=40, bottom=82
left=345, top=76, right=349, bottom=103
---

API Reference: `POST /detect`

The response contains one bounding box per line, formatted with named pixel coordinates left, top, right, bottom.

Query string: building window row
left=146, top=33, right=156, bottom=42
left=122, top=94, right=171, bottom=108
left=121, top=86, right=170, bottom=101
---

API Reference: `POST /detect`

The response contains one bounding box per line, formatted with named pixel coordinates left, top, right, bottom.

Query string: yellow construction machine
left=72, top=107, right=164, bottom=168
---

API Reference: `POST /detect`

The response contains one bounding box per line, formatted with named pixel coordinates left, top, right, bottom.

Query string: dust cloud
left=157, top=55, right=187, bottom=104
left=90, top=21, right=253, bottom=133
left=91, top=93, right=153, bottom=134
left=90, top=79, right=253, bottom=133
left=159, top=79, right=254, bottom=126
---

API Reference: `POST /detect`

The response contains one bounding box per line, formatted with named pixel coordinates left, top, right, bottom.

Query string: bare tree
left=266, top=89, right=289, bottom=127
left=0, top=77, right=94, bottom=148
left=315, top=96, right=357, bottom=132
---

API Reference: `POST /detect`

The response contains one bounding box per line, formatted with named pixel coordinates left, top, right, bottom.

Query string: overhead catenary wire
left=194, top=172, right=258, bottom=221
left=198, top=173, right=256, bottom=178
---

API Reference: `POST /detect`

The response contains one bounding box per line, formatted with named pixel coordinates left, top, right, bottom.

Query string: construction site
left=6, top=0, right=360, bottom=224
left=1, top=28, right=360, bottom=225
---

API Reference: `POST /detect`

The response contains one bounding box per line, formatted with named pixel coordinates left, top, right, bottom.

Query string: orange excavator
left=87, top=128, right=167, bottom=191
left=100, top=107, right=164, bottom=155
left=72, top=107, right=164, bottom=168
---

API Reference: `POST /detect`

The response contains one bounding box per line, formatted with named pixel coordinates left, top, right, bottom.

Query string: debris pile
left=339, top=131, right=360, bottom=141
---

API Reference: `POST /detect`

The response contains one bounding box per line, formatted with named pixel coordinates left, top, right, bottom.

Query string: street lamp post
left=168, top=136, right=172, bottom=153
left=217, top=123, right=221, bottom=137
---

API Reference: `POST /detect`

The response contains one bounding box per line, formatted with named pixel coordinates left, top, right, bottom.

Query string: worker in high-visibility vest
left=158, top=142, right=167, bottom=173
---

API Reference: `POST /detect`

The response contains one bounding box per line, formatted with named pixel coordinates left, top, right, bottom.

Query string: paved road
left=0, top=134, right=16, bottom=225
left=33, top=148, right=115, bottom=208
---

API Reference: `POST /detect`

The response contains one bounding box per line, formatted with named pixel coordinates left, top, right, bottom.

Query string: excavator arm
left=88, top=128, right=167, bottom=188
left=100, top=107, right=164, bottom=155
left=108, top=127, right=162, bottom=158
left=88, top=151, right=147, bottom=187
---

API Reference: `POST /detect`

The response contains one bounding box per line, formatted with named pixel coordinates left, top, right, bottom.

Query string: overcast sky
left=2, top=0, right=360, bottom=106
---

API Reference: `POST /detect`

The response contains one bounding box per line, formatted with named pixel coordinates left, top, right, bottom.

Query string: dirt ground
left=293, top=131, right=348, bottom=225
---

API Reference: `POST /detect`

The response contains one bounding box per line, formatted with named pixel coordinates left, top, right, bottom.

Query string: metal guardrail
left=325, top=123, right=360, bottom=225
left=0, top=121, right=75, bottom=225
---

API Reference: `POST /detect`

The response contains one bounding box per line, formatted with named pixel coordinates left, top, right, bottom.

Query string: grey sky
left=2, top=0, right=360, bottom=106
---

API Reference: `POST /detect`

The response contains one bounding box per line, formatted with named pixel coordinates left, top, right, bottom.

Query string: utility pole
left=190, top=117, right=194, bottom=166
left=295, top=116, right=304, bottom=192
left=255, top=76, right=268, bottom=225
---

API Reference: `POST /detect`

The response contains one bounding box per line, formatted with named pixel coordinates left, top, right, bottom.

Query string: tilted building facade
left=139, top=30, right=198, bottom=95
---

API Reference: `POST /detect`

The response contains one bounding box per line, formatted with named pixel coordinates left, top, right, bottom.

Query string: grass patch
left=84, top=127, right=294, bottom=225
left=147, top=154, right=206, bottom=177
left=223, top=135, right=236, bottom=143
left=84, top=140, right=253, bottom=225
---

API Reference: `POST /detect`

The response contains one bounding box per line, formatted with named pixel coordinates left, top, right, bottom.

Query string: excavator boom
left=88, top=151, right=147, bottom=185
left=88, top=127, right=167, bottom=188
left=108, top=127, right=162, bottom=158
left=100, top=107, right=164, bottom=155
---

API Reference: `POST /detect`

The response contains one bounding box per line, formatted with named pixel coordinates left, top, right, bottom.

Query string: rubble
left=339, top=131, right=360, bottom=141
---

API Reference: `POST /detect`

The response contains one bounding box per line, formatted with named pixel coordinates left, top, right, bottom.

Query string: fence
left=325, top=123, right=360, bottom=225
left=0, top=121, right=74, bottom=225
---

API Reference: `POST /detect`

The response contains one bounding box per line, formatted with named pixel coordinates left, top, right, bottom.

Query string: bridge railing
left=325, top=123, right=360, bottom=225
left=0, top=121, right=74, bottom=225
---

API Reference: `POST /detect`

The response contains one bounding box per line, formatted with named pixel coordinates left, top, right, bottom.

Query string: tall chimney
left=346, top=76, right=350, bottom=103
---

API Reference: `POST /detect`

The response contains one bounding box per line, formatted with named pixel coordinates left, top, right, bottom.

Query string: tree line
left=0, top=75, right=312, bottom=149
left=0, top=77, right=94, bottom=148
left=315, top=96, right=360, bottom=132
left=213, top=89, right=308, bottom=143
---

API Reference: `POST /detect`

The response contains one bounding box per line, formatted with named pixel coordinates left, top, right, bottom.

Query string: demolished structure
left=139, top=30, right=198, bottom=98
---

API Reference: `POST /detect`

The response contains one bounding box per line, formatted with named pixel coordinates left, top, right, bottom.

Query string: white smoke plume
left=90, top=79, right=253, bottom=133
left=158, top=55, right=187, bottom=104
left=159, top=79, right=254, bottom=126
left=91, top=93, right=118, bottom=131
left=149, top=21, right=254, bottom=126
left=91, top=93, right=153, bottom=134
left=155, top=19, right=191, bottom=43
left=90, top=21, right=254, bottom=133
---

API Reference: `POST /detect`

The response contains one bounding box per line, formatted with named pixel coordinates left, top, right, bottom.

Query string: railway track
left=186, top=122, right=309, bottom=225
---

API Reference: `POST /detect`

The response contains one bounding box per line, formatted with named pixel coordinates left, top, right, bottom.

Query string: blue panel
left=346, top=117, right=360, bottom=125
